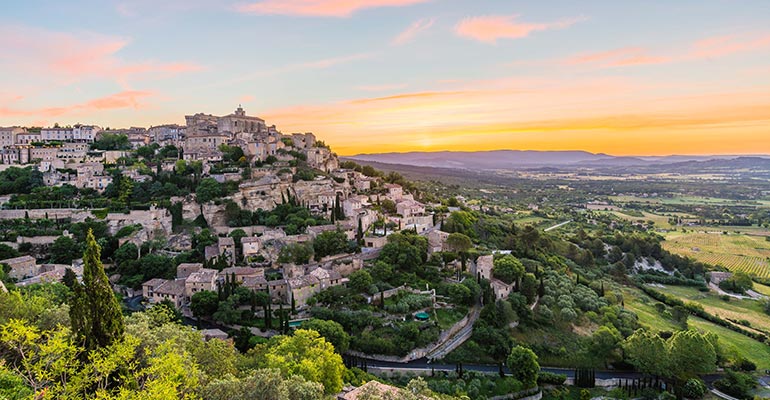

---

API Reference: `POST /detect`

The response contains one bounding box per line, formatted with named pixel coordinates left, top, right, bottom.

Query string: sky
left=1, top=0, right=770, bottom=156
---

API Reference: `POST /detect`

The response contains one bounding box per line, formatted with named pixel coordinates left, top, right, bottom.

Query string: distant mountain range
left=344, top=150, right=770, bottom=171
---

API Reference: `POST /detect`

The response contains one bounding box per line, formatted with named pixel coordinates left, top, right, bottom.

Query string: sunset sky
left=1, top=0, right=770, bottom=155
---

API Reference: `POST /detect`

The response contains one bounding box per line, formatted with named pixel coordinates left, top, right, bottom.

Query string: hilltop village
left=0, top=106, right=465, bottom=320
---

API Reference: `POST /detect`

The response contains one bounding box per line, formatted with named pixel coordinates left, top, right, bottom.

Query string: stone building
left=0, top=255, right=37, bottom=280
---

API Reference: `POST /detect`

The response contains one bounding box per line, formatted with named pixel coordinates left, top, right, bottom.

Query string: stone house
left=185, top=268, right=219, bottom=298
left=218, top=237, right=236, bottom=265
left=219, top=267, right=263, bottom=283
left=287, top=275, right=321, bottom=308
left=308, top=267, right=344, bottom=290
left=176, top=263, right=204, bottom=279
left=242, top=275, right=269, bottom=292
left=363, top=236, right=388, bottom=249
left=152, top=279, right=187, bottom=308
left=0, top=255, right=37, bottom=280
left=473, top=255, right=494, bottom=280
left=241, top=236, right=261, bottom=258
left=396, top=199, right=425, bottom=219
left=384, top=184, right=403, bottom=201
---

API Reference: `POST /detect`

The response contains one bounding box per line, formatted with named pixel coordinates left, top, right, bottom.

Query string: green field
left=603, top=211, right=675, bottom=229
left=662, top=231, right=770, bottom=278
left=654, top=285, right=770, bottom=333
left=624, top=286, right=770, bottom=370
left=609, top=195, right=760, bottom=206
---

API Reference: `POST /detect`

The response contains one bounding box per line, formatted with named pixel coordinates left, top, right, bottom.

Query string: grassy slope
left=655, top=285, right=770, bottom=331
left=624, top=286, right=770, bottom=370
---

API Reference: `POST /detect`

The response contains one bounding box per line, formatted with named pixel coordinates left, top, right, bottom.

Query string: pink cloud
left=239, top=95, right=256, bottom=102
left=0, top=26, right=202, bottom=86
left=687, top=33, right=770, bottom=59
left=563, top=33, right=770, bottom=69
left=234, top=0, right=430, bottom=17
left=392, top=17, right=436, bottom=45
left=455, top=14, right=585, bottom=44
left=566, top=47, right=672, bottom=67
left=0, top=91, right=154, bottom=118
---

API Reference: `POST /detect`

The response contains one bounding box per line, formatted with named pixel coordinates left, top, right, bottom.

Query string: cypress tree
left=70, top=229, right=125, bottom=351
left=357, top=218, right=364, bottom=244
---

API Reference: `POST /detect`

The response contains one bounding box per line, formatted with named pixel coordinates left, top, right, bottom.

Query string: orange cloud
left=455, top=14, right=584, bottom=44
left=235, top=0, right=430, bottom=17
left=0, top=91, right=153, bottom=118
left=392, top=17, right=436, bottom=45
left=0, top=26, right=202, bottom=86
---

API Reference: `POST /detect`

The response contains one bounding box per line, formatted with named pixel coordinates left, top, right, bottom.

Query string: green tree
left=506, top=345, right=539, bottom=388
left=590, top=325, right=622, bottom=368
left=49, top=235, right=81, bottom=264
left=278, top=242, right=314, bottom=265
left=493, top=255, right=524, bottom=284
left=313, top=229, right=350, bottom=260
left=668, top=329, right=717, bottom=379
left=302, top=319, right=351, bottom=353
left=265, top=329, right=346, bottom=394
left=447, top=283, right=472, bottom=306
left=446, top=233, right=472, bottom=254
left=348, top=270, right=373, bottom=294
left=69, top=229, right=125, bottom=350
left=196, top=178, right=223, bottom=204
left=191, top=290, right=220, bottom=320
left=624, top=329, right=670, bottom=377
left=200, top=369, right=324, bottom=400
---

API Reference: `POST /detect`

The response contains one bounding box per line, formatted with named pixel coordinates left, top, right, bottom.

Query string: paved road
left=360, top=357, right=724, bottom=385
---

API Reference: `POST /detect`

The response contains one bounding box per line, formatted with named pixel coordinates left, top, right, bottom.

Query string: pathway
left=544, top=220, right=572, bottom=232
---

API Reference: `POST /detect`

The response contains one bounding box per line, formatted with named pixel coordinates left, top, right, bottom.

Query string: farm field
left=609, top=195, right=765, bottom=207
left=603, top=211, right=675, bottom=229
left=625, top=286, right=770, bottom=370
left=653, top=285, right=770, bottom=333
left=752, top=283, right=770, bottom=296
left=662, top=231, right=770, bottom=278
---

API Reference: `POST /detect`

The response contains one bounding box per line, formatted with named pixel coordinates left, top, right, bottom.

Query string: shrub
left=682, top=378, right=707, bottom=399
left=537, top=371, right=567, bottom=385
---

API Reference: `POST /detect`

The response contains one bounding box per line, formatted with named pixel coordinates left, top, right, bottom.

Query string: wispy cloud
left=0, top=25, right=202, bottom=88
left=565, top=47, right=672, bottom=67
left=392, top=17, right=436, bottom=45
left=355, top=83, right=409, bottom=91
left=0, top=91, right=154, bottom=118
left=455, top=14, right=585, bottom=44
left=297, top=52, right=375, bottom=69
left=687, top=33, right=770, bottom=59
left=234, top=0, right=430, bottom=17
left=565, top=32, right=770, bottom=69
